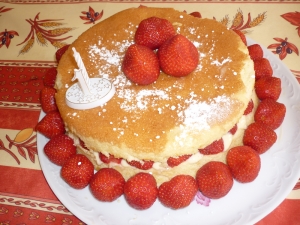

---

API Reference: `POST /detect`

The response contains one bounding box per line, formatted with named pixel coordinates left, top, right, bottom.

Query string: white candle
left=72, top=47, right=91, bottom=94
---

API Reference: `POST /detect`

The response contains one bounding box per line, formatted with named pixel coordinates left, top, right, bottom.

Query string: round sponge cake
left=55, top=7, right=255, bottom=184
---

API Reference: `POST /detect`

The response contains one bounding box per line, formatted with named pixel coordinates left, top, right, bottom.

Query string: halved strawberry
left=36, top=111, right=65, bottom=139
left=199, top=139, right=224, bottom=155
left=127, top=159, right=154, bottom=170
left=122, top=44, right=160, bottom=85
left=90, top=168, right=125, bottom=202
left=61, top=154, right=94, bottom=189
left=243, top=122, right=277, bottom=154
left=135, top=17, right=176, bottom=50
left=233, top=30, right=247, bottom=45
left=255, top=76, right=281, bottom=101
left=243, top=99, right=254, bottom=115
left=229, top=124, right=238, bottom=135
left=99, top=152, right=122, bottom=164
left=196, top=161, right=233, bottom=199
left=158, top=34, right=199, bottom=77
left=253, top=58, right=273, bottom=80
left=167, top=154, right=191, bottom=167
left=158, top=175, right=197, bottom=209
left=254, top=99, right=286, bottom=130
left=55, top=44, right=70, bottom=62
left=124, top=172, right=158, bottom=210
left=247, top=44, right=263, bottom=60
left=40, top=86, right=58, bottom=113
left=226, top=146, right=261, bottom=183
left=44, top=134, right=76, bottom=166
left=43, top=67, right=57, bottom=87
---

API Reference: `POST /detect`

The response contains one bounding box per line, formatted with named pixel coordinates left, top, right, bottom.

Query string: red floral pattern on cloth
left=0, top=1, right=299, bottom=224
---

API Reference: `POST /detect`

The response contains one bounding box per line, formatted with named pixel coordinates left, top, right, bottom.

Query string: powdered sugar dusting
left=180, top=94, right=233, bottom=131
left=119, top=88, right=170, bottom=111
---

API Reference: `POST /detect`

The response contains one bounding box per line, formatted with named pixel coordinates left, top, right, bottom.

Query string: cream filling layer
left=86, top=110, right=252, bottom=171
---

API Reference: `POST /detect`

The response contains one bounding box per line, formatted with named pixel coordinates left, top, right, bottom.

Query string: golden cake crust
left=55, top=7, right=255, bottom=167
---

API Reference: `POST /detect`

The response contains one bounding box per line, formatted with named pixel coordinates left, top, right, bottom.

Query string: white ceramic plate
left=37, top=39, right=300, bottom=225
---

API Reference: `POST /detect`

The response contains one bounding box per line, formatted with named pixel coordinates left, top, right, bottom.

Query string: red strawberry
left=44, top=134, right=76, bottom=166
left=79, top=139, right=89, bottom=150
left=124, top=172, right=158, bottom=210
left=40, top=86, right=58, bottom=113
left=243, top=122, right=277, bottom=154
left=36, top=111, right=65, bottom=139
left=226, top=146, right=261, bottom=183
left=253, top=58, right=273, bottom=80
left=229, top=124, right=238, bottom=135
left=196, top=161, right=233, bottom=199
left=55, top=44, right=70, bottom=62
left=167, top=154, right=191, bottom=167
left=135, top=17, right=176, bottom=50
left=247, top=44, right=263, bottom=60
left=89, top=168, right=125, bottom=202
left=255, top=76, right=281, bottom=101
left=158, top=175, right=197, bottom=209
left=254, top=99, right=286, bottom=130
left=199, top=139, right=224, bottom=155
left=99, top=152, right=122, bottom=164
left=43, top=67, right=57, bottom=87
left=122, top=44, right=160, bottom=85
left=233, top=30, right=247, bottom=45
left=127, top=159, right=154, bottom=170
left=61, top=154, right=94, bottom=189
left=158, top=34, right=199, bottom=77
left=243, top=99, right=254, bottom=115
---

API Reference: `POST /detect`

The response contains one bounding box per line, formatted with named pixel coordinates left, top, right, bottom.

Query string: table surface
left=0, top=0, right=300, bottom=224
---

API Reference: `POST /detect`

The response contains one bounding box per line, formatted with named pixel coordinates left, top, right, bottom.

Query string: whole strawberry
left=254, top=99, right=286, bottom=130
left=253, top=58, right=273, bottom=80
left=255, top=76, right=281, bottom=101
left=40, top=86, right=58, bottom=113
left=247, top=44, right=263, bottom=60
left=226, top=146, right=261, bottom=183
left=158, top=175, right=197, bottom=209
left=135, top=17, right=176, bottom=50
left=167, top=154, right=191, bottom=168
left=43, top=67, right=57, bottom=87
left=122, top=44, right=160, bottom=85
left=61, top=154, right=94, bottom=189
left=243, top=122, right=277, bottom=154
left=199, top=139, right=224, bottom=155
left=158, top=34, right=199, bottom=77
left=90, top=168, right=125, bottom=202
left=196, top=161, right=233, bottom=199
left=44, top=134, right=76, bottom=166
left=56, top=44, right=70, bottom=62
left=36, top=111, right=65, bottom=139
left=124, top=172, right=158, bottom=210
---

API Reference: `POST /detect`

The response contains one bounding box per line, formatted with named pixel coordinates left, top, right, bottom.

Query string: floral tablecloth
left=0, top=0, right=300, bottom=224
